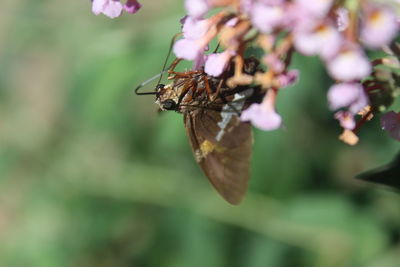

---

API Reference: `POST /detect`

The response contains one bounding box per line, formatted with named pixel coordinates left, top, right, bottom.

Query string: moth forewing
left=184, top=110, right=252, bottom=204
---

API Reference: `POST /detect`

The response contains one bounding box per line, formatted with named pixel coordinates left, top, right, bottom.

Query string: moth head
left=155, top=83, right=179, bottom=110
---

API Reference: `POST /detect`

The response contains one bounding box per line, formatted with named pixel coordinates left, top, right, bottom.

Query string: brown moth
left=153, top=57, right=263, bottom=204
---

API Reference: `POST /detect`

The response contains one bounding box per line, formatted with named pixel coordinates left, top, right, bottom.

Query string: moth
left=136, top=57, right=264, bottom=204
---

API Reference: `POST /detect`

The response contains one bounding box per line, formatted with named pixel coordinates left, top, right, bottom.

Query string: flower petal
left=361, top=6, right=399, bottom=48
left=327, top=83, right=367, bottom=112
left=334, top=111, right=356, bottom=130
left=204, top=50, right=234, bottom=77
left=327, top=49, right=371, bottom=81
left=185, top=0, right=210, bottom=19
left=102, top=0, right=123, bottom=18
left=173, top=39, right=203, bottom=60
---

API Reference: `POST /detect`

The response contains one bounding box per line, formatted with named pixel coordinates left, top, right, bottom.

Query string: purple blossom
left=205, top=50, right=235, bottom=77
left=327, top=48, right=371, bottom=81
left=92, top=0, right=140, bottom=18
left=92, top=0, right=123, bottom=18
left=294, top=23, right=342, bottom=60
left=250, top=3, right=285, bottom=33
left=193, top=54, right=207, bottom=70
left=124, top=0, right=141, bottom=14
left=335, top=7, right=349, bottom=31
left=277, top=70, right=299, bottom=88
left=182, top=17, right=211, bottom=40
left=264, top=54, right=284, bottom=73
left=173, top=39, right=205, bottom=61
left=361, top=6, right=399, bottom=48
left=225, top=17, right=239, bottom=27
left=381, top=111, right=400, bottom=141
left=185, top=0, right=210, bottom=19
left=293, top=0, right=333, bottom=18
left=327, top=83, right=368, bottom=114
left=240, top=0, right=253, bottom=14
left=241, top=90, right=282, bottom=131
left=334, top=111, right=355, bottom=130
left=285, top=3, right=315, bottom=32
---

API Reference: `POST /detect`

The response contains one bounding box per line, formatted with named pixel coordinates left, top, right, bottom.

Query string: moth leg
left=178, top=80, right=197, bottom=105
left=195, top=84, right=205, bottom=98
left=202, top=75, right=213, bottom=98
left=169, top=70, right=202, bottom=80
left=168, top=58, right=182, bottom=73
left=211, top=79, right=224, bottom=101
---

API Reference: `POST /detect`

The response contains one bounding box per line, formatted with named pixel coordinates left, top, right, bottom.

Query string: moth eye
left=156, top=84, right=165, bottom=91
left=162, top=99, right=176, bottom=110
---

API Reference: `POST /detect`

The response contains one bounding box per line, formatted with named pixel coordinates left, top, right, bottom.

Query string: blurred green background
left=0, top=1, right=399, bottom=266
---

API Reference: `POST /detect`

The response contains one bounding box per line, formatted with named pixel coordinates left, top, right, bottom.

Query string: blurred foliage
left=0, top=1, right=399, bottom=267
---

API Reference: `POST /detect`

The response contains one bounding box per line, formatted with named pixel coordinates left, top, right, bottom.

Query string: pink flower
left=173, top=39, right=205, bottom=61
left=294, top=0, right=333, bottom=18
left=334, top=111, right=355, bottom=130
left=185, top=0, right=210, bottom=19
left=381, top=111, right=400, bottom=141
left=175, top=15, right=220, bottom=61
left=192, top=53, right=207, bottom=70
left=361, top=6, right=399, bottom=48
left=294, top=23, right=342, bottom=60
left=251, top=3, right=285, bottom=33
left=205, top=50, right=235, bottom=77
left=242, top=0, right=285, bottom=13
left=182, top=17, right=211, bottom=40
left=225, top=17, right=239, bottom=27
left=92, top=0, right=123, bottom=18
left=240, top=0, right=253, bottom=14
left=327, top=48, right=371, bottom=81
left=241, top=90, right=282, bottom=131
left=264, top=54, right=284, bottom=73
left=92, top=0, right=140, bottom=18
left=285, top=4, right=315, bottom=32
left=335, top=7, right=349, bottom=31
left=124, top=0, right=141, bottom=14
left=327, top=83, right=368, bottom=113
left=277, top=70, right=299, bottom=88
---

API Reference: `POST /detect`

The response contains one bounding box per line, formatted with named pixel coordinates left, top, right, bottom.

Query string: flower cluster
left=92, top=0, right=141, bottom=18
left=92, top=0, right=400, bottom=144
left=171, top=0, right=399, bottom=144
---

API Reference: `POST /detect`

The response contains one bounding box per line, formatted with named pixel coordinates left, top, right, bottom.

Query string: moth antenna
left=156, top=33, right=181, bottom=86
left=134, top=71, right=165, bottom=95
left=135, top=33, right=181, bottom=96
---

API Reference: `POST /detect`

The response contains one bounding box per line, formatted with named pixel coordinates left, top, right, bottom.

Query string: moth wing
left=184, top=109, right=252, bottom=205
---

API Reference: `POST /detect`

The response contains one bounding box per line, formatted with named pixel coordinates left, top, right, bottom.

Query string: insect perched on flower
left=135, top=57, right=264, bottom=204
